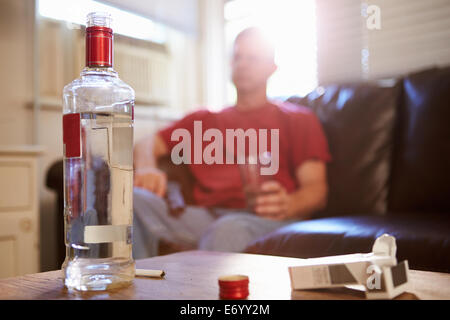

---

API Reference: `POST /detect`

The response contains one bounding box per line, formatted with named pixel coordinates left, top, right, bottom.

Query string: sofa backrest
left=288, top=80, right=400, bottom=217
left=388, top=67, right=450, bottom=214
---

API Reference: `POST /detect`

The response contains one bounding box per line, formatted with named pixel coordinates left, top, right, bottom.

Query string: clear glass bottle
left=62, top=12, right=135, bottom=291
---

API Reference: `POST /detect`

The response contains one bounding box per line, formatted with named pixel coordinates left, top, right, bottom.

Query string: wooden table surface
left=0, top=251, right=449, bottom=300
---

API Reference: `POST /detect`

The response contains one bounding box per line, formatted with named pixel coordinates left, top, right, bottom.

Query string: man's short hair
left=234, top=27, right=275, bottom=62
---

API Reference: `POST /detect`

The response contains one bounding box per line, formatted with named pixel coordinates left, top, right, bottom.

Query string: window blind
left=316, top=0, right=450, bottom=84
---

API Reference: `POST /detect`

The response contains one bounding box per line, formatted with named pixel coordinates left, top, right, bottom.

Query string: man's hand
left=254, top=180, right=293, bottom=220
left=134, top=133, right=169, bottom=198
left=253, top=160, right=328, bottom=221
left=134, top=167, right=168, bottom=198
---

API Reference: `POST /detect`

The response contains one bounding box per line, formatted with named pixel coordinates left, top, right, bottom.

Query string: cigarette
left=135, top=268, right=165, bottom=278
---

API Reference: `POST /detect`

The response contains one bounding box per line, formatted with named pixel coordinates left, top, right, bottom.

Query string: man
left=132, top=27, right=331, bottom=258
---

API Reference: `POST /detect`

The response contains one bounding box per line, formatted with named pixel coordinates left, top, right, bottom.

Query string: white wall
left=0, top=0, right=34, bottom=146
left=101, top=0, right=199, bottom=34
left=198, top=0, right=227, bottom=110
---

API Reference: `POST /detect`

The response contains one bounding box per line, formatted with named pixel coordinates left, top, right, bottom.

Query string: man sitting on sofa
left=132, top=27, right=331, bottom=258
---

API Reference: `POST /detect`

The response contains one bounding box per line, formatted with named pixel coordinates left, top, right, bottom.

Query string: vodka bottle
left=62, top=12, right=135, bottom=291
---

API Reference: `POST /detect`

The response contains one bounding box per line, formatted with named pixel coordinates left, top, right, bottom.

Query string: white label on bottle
left=84, top=225, right=131, bottom=244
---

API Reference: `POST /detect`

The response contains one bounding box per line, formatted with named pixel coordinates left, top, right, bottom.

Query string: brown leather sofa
left=46, top=67, right=450, bottom=273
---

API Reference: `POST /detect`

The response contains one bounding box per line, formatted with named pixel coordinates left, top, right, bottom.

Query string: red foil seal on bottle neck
left=86, top=26, right=113, bottom=68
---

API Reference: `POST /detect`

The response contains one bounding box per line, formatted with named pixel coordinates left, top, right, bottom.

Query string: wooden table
left=0, top=251, right=449, bottom=300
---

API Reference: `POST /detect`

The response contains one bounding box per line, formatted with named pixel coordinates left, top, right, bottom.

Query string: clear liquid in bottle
left=62, top=111, right=135, bottom=291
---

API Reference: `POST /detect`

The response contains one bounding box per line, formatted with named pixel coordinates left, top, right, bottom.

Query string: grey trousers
left=132, top=187, right=292, bottom=259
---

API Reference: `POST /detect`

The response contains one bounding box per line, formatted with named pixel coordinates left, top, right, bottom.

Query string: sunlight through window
left=38, top=0, right=167, bottom=44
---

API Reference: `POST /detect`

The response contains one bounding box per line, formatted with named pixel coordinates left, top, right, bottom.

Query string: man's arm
left=134, top=133, right=168, bottom=169
left=133, top=133, right=169, bottom=197
left=255, top=160, right=328, bottom=220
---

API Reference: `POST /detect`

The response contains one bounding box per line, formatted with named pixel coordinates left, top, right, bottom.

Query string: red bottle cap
left=218, top=275, right=249, bottom=299
left=86, top=26, right=113, bottom=68
left=85, top=12, right=113, bottom=68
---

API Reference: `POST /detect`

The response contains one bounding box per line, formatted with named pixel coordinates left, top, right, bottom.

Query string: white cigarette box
left=288, top=234, right=410, bottom=299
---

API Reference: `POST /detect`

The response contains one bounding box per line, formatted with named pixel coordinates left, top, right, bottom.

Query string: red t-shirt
left=158, top=101, right=331, bottom=208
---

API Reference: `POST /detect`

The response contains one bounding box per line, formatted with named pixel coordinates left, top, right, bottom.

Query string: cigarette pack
left=288, top=234, right=410, bottom=299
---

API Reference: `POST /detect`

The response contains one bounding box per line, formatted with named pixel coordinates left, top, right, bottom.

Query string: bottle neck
left=85, top=26, right=113, bottom=68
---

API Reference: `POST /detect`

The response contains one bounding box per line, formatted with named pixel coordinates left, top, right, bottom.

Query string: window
left=38, top=0, right=167, bottom=44
left=224, top=0, right=317, bottom=102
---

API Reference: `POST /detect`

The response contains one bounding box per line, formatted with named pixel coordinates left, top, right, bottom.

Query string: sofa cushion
left=388, top=67, right=450, bottom=214
left=288, top=81, right=400, bottom=216
left=245, top=214, right=450, bottom=273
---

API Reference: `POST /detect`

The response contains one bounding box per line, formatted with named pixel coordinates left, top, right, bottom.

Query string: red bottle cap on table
left=218, top=275, right=249, bottom=299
